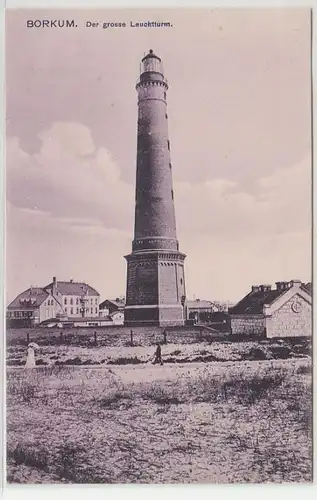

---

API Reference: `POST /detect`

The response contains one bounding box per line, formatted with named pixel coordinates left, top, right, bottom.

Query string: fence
left=6, top=324, right=229, bottom=348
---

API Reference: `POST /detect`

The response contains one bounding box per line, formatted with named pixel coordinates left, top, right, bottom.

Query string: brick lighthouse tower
left=124, top=50, right=186, bottom=326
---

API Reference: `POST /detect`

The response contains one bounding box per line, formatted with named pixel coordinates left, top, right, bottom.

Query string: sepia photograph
left=5, top=7, right=312, bottom=484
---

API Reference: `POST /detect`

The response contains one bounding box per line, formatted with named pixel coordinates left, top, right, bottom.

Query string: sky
left=5, top=8, right=312, bottom=304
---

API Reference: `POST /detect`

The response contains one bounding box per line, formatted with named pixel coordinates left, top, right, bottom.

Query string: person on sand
left=153, top=343, right=163, bottom=366
left=25, top=343, right=38, bottom=369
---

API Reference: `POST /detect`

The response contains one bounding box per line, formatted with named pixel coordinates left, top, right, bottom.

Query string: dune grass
left=6, top=357, right=312, bottom=484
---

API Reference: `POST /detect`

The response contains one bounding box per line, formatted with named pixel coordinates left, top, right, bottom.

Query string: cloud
left=6, top=121, right=311, bottom=303
left=6, top=122, right=134, bottom=232
left=175, top=155, right=311, bottom=241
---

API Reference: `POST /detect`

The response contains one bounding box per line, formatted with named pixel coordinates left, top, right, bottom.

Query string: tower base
left=124, top=304, right=185, bottom=327
left=124, top=249, right=186, bottom=327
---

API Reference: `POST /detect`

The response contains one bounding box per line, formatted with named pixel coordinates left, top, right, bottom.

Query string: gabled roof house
left=229, top=280, right=312, bottom=338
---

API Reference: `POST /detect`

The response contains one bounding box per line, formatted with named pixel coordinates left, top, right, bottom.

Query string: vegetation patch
left=108, top=357, right=145, bottom=365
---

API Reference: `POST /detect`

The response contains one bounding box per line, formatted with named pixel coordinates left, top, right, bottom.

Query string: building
left=186, top=299, right=219, bottom=324
left=229, top=280, right=312, bottom=338
left=124, top=50, right=187, bottom=327
left=99, top=298, right=125, bottom=317
left=6, top=287, right=64, bottom=327
left=109, top=310, right=124, bottom=326
left=7, top=277, right=101, bottom=328
left=44, top=277, right=100, bottom=318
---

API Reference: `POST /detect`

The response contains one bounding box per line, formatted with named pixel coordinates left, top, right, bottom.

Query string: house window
left=95, top=308, right=98, bottom=314
left=95, top=298, right=98, bottom=305
left=91, top=308, right=93, bottom=314
left=70, top=308, right=73, bottom=315
left=91, top=299, right=93, bottom=305
left=76, top=297, right=79, bottom=305
left=76, top=307, right=79, bottom=314
left=64, top=297, right=67, bottom=305
left=70, top=298, right=73, bottom=305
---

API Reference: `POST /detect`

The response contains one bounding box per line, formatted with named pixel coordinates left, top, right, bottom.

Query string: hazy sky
left=6, top=8, right=312, bottom=303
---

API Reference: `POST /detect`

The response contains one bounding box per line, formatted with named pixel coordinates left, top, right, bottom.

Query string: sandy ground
left=6, top=357, right=312, bottom=484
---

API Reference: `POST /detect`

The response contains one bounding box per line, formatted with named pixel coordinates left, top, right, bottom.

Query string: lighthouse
left=124, top=50, right=187, bottom=326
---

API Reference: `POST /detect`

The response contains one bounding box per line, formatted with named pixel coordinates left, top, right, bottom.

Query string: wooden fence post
left=26, top=331, right=30, bottom=345
left=94, top=331, right=97, bottom=346
left=60, top=331, right=63, bottom=343
left=130, top=330, right=134, bottom=346
left=163, top=330, right=167, bottom=344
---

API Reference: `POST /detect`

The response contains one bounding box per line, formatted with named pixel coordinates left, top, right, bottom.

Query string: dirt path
left=7, top=357, right=305, bottom=385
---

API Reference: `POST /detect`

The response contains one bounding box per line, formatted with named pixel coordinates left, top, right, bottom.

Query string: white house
left=44, top=277, right=100, bottom=318
left=7, top=287, right=64, bottom=327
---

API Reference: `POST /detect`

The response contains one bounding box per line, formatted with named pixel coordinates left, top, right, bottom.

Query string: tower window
left=164, top=92, right=167, bottom=100
left=169, top=162, right=172, bottom=169
left=167, top=140, right=170, bottom=151
left=165, top=113, right=168, bottom=119
left=171, top=189, right=174, bottom=200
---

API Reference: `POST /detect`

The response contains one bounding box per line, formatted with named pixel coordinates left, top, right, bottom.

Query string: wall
left=60, top=294, right=100, bottom=318
left=230, top=315, right=265, bottom=336
left=266, top=294, right=311, bottom=338
left=39, top=296, right=64, bottom=323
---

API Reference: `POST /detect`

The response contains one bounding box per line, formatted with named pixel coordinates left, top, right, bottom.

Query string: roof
left=229, top=289, right=285, bottom=315
left=229, top=281, right=312, bottom=315
left=100, top=299, right=125, bottom=309
left=302, top=282, right=312, bottom=294
left=72, top=316, right=112, bottom=323
left=44, top=281, right=99, bottom=296
left=142, top=49, right=161, bottom=62
left=7, top=288, right=50, bottom=310
left=186, top=300, right=216, bottom=310
left=109, top=310, right=124, bottom=318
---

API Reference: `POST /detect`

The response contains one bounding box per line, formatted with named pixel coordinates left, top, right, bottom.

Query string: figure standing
left=25, top=343, right=38, bottom=369
left=153, top=343, right=163, bottom=365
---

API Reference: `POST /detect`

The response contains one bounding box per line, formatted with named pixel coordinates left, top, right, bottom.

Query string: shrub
left=270, top=345, right=292, bottom=359
left=140, top=383, right=183, bottom=405
left=220, top=374, right=285, bottom=404
left=243, top=347, right=269, bottom=361
left=108, top=357, right=144, bottom=365
left=8, top=443, right=49, bottom=471
left=7, top=377, right=37, bottom=402
left=63, top=357, right=82, bottom=365
left=297, top=365, right=311, bottom=375
left=100, top=390, right=133, bottom=408
left=36, top=359, right=48, bottom=366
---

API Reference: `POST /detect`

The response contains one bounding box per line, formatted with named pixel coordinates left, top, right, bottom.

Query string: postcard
left=5, top=8, right=312, bottom=484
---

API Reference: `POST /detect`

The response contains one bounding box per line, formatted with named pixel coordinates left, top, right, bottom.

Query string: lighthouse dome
left=140, top=49, right=164, bottom=79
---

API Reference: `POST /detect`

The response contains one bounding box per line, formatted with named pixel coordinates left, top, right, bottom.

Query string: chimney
left=290, top=279, right=301, bottom=288
left=251, top=285, right=260, bottom=292
left=276, top=281, right=290, bottom=291
left=52, top=276, right=57, bottom=296
left=70, top=279, right=73, bottom=283
left=259, top=284, right=272, bottom=292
